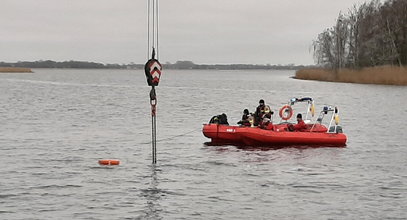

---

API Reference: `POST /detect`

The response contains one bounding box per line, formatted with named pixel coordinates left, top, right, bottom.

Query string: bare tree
left=313, top=28, right=336, bottom=68
left=312, top=0, right=407, bottom=69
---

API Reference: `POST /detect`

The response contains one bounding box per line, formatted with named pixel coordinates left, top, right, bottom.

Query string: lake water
left=0, top=69, right=406, bottom=219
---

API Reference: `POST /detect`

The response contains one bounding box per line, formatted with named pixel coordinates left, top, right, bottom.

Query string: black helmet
left=243, top=109, right=249, bottom=114
left=259, top=99, right=265, bottom=104
left=297, top=113, right=302, bottom=119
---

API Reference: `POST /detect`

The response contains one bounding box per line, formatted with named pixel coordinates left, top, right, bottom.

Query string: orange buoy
left=98, top=159, right=120, bottom=165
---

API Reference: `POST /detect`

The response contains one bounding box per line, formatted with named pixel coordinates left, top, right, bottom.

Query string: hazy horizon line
left=0, top=59, right=314, bottom=66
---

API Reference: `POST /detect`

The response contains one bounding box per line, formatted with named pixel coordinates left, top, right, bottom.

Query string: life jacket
left=263, top=105, right=271, bottom=114
left=256, top=105, right=271, bottom=117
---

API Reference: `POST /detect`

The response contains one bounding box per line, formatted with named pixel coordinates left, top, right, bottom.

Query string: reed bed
left=295, top=65, right=407, bottom=85
left=0, top=67, right=33, bottom=73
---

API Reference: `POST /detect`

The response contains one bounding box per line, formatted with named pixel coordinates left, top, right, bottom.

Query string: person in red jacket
left=288, top=113, right=307, bottom=131
left=293, top=113, right=307, bottom=131
left=259, top=112, right=274, bottom=130
left=264, top=118, right=274, bottom=130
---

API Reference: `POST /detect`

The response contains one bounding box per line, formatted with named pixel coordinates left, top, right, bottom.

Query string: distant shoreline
left=0, top=60, right=311, bottom=70
left=0, top=67, right=32, bottom=73
left=295, top=66, right=407, bottom=86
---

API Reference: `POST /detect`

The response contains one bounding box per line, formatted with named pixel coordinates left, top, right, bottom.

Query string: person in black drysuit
left=254, top=99, right=273, bottom=126
left=237, top=109, right=251, bottom=127
left=209, top=113, right=229, bottom=125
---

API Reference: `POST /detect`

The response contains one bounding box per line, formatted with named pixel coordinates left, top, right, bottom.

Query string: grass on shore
left=295, top=65, right=407, bottom=85
left=0, top=67, right=33, bottom=73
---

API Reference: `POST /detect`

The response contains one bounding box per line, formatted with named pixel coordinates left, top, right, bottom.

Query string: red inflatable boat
left=202, top=123, right=346, bottom=146
left=203, top=103, right=347, bottom=147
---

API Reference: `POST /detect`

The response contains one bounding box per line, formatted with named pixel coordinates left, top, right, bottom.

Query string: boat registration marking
left=226, top=129, right=235, bottom=132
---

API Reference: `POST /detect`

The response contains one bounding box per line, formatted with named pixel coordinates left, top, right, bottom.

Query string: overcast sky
left=1, top=0, right=369, bottom=65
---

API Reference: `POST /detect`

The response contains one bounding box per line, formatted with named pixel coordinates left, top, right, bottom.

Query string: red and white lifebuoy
left=279, top=105, right=293, bottom=120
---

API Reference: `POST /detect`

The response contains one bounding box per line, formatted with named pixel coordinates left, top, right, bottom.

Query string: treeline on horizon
left=313, top=0, right=407, bottom=69
left=0, top=60, right=309, bottom=70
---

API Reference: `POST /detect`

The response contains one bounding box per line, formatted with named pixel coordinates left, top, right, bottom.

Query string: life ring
left=98, top=159, right=120, bottom=165
left=279, top=105, right=293, bottom=120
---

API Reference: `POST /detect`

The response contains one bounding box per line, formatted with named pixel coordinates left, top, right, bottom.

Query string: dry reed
left=0, top=67, right=33, bottom=73
left=295, top=65, right=407, bottom=85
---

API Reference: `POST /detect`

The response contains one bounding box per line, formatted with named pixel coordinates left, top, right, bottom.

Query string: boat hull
left=202, top=124, right=347, bottom=147
left=202, top=124, right=243, bottom=145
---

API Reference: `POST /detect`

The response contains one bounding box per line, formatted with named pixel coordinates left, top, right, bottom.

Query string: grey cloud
left=1, top=0, right=367, bottom=64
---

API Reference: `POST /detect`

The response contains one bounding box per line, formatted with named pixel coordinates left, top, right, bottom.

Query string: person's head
left=297, top=113, right=302, bottom=121
left=243, top=109, right=249, bottom=115
left=259, top=99, right=265, bottom=106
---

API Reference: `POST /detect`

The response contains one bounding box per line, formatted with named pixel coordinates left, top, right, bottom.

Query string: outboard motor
left=329, top=126, right=343, bottom=133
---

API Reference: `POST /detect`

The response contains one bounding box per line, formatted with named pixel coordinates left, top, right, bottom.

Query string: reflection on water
left=139, top=165, right=162, bottom=220
left=205, top=141, right=346, bottom=151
